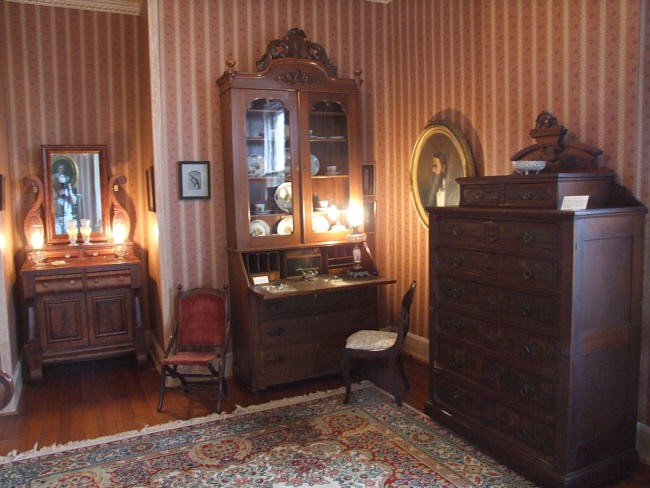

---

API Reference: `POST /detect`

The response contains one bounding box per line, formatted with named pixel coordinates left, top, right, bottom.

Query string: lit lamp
left=113, top=222, right=128, bottom=259
left=345, top=204, right=369, bottom=278
left=30, top=223, right=46, bottom=267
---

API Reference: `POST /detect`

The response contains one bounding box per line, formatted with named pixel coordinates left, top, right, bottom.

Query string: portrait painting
left=409, top=121, right=475, bottom=228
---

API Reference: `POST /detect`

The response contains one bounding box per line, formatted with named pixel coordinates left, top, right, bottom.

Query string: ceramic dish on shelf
left=274, top=182, right=293, bottom=213
left=310, top=154, right=320, bottom=176
left=249, top=219, right=270, bottom=237
left=276, top=216, right=294, bottom=235
left=247, top=154, right=265, bottom=176
left=312, top=214, right=330, bottom=233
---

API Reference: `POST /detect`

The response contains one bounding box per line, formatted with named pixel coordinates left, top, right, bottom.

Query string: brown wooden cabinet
left=425, top=173, right=646, bottom=487
left=20, top=254, right=145, bottom=382
left=218, top=29, right=393, bottom=391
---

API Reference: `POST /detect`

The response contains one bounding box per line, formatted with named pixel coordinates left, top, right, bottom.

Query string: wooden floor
left=1, top=355, right=649, bottom=487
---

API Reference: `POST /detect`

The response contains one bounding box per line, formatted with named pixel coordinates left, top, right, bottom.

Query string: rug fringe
left=0, top=381, right=374, bottom=465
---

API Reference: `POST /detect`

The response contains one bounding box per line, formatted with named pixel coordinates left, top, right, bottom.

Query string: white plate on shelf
left=249, top=219, right=270, bottom=237
left=274, top=182, right=293, bottom=213
left=310, top=154, right=320, bottom=176
left=312, top=214, right=330, bottom=233
left=276, top=217, right=294, bottom=235
left=247, top=154, right=265, bottom=176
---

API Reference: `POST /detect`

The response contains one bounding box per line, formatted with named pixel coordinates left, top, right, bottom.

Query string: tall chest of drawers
left=425, top=175, right=646, bottom=487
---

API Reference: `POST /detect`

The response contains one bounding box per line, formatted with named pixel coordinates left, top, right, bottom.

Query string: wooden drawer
left=438, top=276, right=559, bottom=328
left=257, top=287, right=374, bottom=319
left=435, top=378, right=555, bottom=457
left=437, top=308, right=557, bottom=368
left=438, top=340, right=556, bottom=412
left=259, top=305, right=372, bottom=347
left=34, top=273, right=83, bottom=294
left=459, top=173, right=614, bottom=209
left=437, top=247, right=560, bottom=288
left=86, top=270, right=133, bottom=290
left=436, top=217, right=561, bottom=253
left=259, top=337, right=345, bottom=376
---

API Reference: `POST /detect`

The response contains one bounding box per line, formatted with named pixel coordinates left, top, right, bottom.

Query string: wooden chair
left=342, top=281, right=417, bottom=406
left=157, top=285, right=230, bottom=413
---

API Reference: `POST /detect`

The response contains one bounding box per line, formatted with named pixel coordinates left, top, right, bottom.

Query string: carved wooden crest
left=511, top=111, right=605, bottom=172
left=256, top=28, right=337, bottom=76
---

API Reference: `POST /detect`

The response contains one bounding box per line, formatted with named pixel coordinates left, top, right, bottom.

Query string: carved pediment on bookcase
left=511, top=111, right=607, bottom=172
left=255, top=28, right=337, bottom=76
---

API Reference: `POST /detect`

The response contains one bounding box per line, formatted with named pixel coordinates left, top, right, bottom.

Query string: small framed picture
left=145, top=166, right=156, bottom=211
left=178, top=161, right=210, bottom=199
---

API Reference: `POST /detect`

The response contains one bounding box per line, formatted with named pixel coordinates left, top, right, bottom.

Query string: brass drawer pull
left=522, top=267, right=534, bottom=280
left=522, top=231, right=535, bottom=243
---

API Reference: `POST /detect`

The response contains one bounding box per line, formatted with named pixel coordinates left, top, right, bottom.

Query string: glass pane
left=246, top=98, right=293, bottom=238
left=308, top=100, right=350, bottom=233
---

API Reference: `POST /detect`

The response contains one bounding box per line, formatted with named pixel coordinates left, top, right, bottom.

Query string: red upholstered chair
left=157, top=285, right=230, bottom=413
left=342, top=281, right=417, bottom=406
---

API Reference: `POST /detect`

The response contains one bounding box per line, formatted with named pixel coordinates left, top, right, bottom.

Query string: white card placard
left=561, top=195, right=589, bottom=210
left=252, top=275, right=270, bottom=285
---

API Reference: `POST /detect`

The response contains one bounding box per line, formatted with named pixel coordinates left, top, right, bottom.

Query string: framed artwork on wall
left=146, top=166, right=156, bottom=212
left=409, top=121, right=475, bottom=228
left=178, top=161, right=210, bottom=199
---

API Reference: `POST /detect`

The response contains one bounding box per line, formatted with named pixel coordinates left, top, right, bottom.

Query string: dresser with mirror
left=19, top=145, right=145, bottom=382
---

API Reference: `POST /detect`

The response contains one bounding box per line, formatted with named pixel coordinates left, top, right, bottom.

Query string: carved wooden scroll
left=22, top=175, right=44, bottom=247
left=108, top=174, right=131, bottom=240
left=256, top=28, right=337, bottom=76
left=511, top=111, right=605, bottom=172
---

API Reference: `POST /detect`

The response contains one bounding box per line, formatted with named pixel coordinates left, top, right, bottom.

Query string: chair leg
left=215, top=364, right=225, bottom=413
left=389, top=356, right=402, bottom=407
left=157, top=367, right=167, bottom=412
left=342, top=349, right=352, bottom=404
left=397, top=354, right=410, bottom=390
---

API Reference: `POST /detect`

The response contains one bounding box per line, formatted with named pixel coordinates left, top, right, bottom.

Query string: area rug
left=0, top=382, right=536, bottom=487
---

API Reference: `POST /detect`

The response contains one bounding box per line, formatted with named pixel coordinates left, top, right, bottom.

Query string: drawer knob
left=451, top=288, right=462, bottom=299
left=69, top=279, right=75, bottom=285
left=451, top=321, right=463, bottom=333
left=519, top=384, right=534, bottom=397
left=452, top=257, right=462, bottom=267
left=43, top=281, right=49, bottom=288
left=522, top=267, right=534, bottom=280
left=521, top=344, right=533, bottom=357
left=522, top=231, right=535, bottom=243
left=267, top=327, right=285, bottom=337
left=451, top=224, right=463, bottom=236
left=521, top=304, right=533, bottom=317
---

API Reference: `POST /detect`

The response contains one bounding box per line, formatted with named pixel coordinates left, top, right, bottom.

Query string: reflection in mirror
left=42, top=145, right=108, bottom=245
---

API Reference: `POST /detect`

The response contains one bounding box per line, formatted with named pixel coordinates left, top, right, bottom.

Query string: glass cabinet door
left=243, top=93, right=300, bottom=247
left=303, top=94, right=356, bottom=241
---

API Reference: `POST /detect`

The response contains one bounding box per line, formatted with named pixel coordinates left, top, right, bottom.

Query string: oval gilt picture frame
left=409, top=121, right=475, bottom=228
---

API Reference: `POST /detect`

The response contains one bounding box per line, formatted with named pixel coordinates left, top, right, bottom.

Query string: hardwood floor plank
left=0, top=355, right=648, bottom=487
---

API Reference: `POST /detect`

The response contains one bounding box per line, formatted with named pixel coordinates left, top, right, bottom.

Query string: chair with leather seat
left=342, top=280, right=417, bottom=406
left=157, top=284, right=230, bottom=413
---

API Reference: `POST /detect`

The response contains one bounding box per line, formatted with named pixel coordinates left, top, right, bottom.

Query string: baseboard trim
left=403, top=333, right=429, bottom=363
left=637, top=422, right=650, bottom=464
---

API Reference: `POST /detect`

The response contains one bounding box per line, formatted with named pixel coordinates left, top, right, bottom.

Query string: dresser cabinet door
left=87, top=288, right=134, bottom=346
left=37, top=292, right=88, bottom=353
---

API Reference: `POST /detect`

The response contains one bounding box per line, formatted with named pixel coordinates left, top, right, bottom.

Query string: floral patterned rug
left=0, top=382, right=536, bottom=487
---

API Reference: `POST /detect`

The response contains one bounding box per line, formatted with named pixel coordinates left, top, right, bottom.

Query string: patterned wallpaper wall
left=1, top=1, right=149, bottom=245
left=2, top=1, right=649, bottom=412
left=152, top=0, right=649, bottom=342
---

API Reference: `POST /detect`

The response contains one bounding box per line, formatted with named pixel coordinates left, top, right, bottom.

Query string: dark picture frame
left=146, top=166, right=156, bottom=212
left=178, top=161, right=210, bottom=199
left=409, top=121, right=475, bottom=228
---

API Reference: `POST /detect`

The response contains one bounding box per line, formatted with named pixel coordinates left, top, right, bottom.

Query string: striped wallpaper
left=3, top=0, right=650, bottom=417
left=151, top=0, right=649, bottom=342
left=1, top=1, right=150, bottom=246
